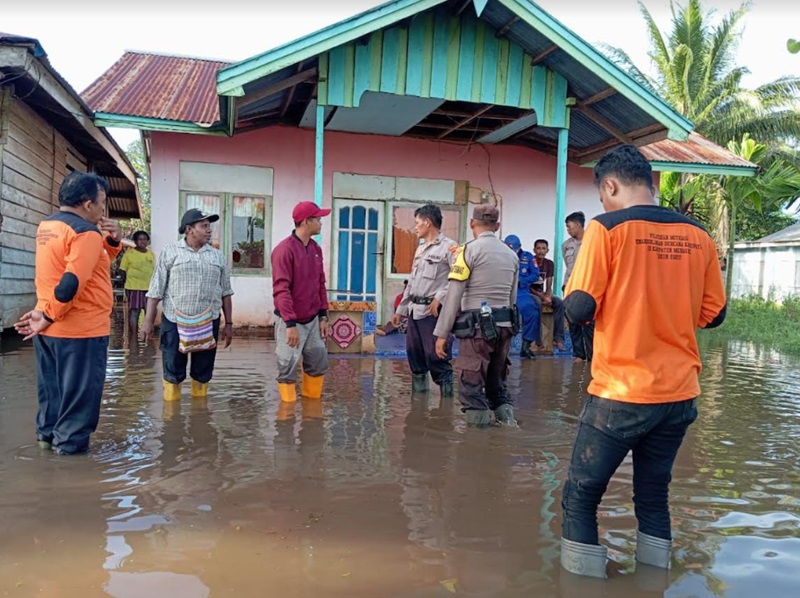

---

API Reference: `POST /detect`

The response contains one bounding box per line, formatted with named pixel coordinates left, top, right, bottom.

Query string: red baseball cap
left=292, top=201, right=331, bottom=223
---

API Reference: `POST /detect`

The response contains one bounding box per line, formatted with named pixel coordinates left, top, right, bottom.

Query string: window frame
left=179, top=191, right=273, bottom=277
left=385, top=200, right=467, bottom=280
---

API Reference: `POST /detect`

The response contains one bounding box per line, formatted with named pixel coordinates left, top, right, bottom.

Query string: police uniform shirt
left=433, top=231, right=519, bottom=338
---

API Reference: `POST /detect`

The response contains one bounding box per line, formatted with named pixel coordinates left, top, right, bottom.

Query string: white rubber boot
left=636, top=530, right=671, bottom=569
left=560, top=538, right=608, bottom=579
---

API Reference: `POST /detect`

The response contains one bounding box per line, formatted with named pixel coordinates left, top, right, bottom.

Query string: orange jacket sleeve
left=39, top=231, right=104, bottom=323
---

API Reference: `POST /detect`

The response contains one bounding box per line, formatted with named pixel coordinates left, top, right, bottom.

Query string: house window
left=181, top=192, right=272, bottom=274
left=390, top=205, right=464, bottom=274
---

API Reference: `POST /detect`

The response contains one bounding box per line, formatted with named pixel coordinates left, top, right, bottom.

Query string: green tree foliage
left=605, top=0, right=800, bottom=165
left=122, top=138, right=150, bottom=235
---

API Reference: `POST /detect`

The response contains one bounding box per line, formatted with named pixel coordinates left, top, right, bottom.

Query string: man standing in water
left=119, top=230, right=155, bottom=340
left=562, top=212, right=594, bottom=361
left=15, top=172, right=121, bottom=455
left=560, top=145, right=726, bottom=578
left=143, top=209, right=234, bottom=401
left=272, top=201, right=331, bottom=403
left=393, top=204, right=458, bottom=396
left=434, top=205, right=520, bottom=427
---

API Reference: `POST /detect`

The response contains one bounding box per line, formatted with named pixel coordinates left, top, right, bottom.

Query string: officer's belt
left=452, top=307, right=514, bottom=332
left=409, top=295, right=434, bottom=305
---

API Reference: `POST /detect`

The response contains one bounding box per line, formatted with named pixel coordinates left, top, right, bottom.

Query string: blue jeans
left=561, top=396, right=698, bottom=544
left=34, top=335, right=109, bottom=454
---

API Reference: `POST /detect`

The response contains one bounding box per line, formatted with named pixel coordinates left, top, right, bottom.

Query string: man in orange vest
left=560, top=145, right=726, bottom=578
left=16, top=172, right=121, bottom=455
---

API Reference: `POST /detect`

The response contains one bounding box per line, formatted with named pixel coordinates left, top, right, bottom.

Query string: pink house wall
left=150, top=126, right=602, bottom=326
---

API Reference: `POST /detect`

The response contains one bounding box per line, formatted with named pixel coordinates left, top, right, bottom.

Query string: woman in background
left=119, top=230, right=155, bottom=340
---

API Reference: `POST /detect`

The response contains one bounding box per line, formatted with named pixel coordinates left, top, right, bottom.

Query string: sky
left=3, top=0, right=796, bottom=149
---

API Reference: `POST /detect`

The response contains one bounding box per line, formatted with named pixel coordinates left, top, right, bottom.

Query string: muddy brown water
left=1, top=324, right=799, bottom=597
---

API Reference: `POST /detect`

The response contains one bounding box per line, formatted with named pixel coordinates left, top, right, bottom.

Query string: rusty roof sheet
left=82, top=52, right=231, bottom=125
left=640, top=132, right=756, bottom=168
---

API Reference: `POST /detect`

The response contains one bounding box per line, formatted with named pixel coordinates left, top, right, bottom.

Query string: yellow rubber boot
left=301, top=373, right=324, bottom=399
left=162, top=380, right=181, bottom=402
left=191, top=379, right=209, bottom=399
left=276, top=401, right=296, bottom=421
left=302, top=399, right=323, bottom=419
left=278, top=382, right=297, bottom=403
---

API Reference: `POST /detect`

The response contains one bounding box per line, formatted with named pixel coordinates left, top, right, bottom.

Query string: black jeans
left=568, top=319, right=594, bottom=360
left=561, top=396, right=698, bottom=544
left=406, top=315, right=453, bottom=385
left=34, top=335, right=109, bottom=454
left=160, top=317, right=220, bottom=384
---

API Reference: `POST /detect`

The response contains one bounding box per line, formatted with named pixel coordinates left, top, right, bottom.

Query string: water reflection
left=0, top=328, right=799, bottom=596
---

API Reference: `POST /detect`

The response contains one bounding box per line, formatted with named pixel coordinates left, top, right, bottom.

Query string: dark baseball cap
left=472, top=204, right=499, bottom=222
left=180, top=208, right=219, bottom=234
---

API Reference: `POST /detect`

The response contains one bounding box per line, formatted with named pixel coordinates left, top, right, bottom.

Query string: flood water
left=1, top=319, right=799, bottom=597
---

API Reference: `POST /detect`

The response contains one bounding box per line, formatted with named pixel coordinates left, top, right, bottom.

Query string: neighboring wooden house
left=0, top=33, right=140, bottom=331
left=82, top=0, right=755, bottom=349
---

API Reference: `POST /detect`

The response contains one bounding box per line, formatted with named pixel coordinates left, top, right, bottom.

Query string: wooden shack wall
left=0, top=88, right=88, bottom=329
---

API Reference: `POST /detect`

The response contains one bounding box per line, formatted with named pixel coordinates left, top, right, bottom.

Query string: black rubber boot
left=439, top=380, right=454, bottom=398
left=411, top=373, right=429, bottom=393
left=521, top=340, right=537, bottom=359
left=494, top=404, right=518, bottom=427
left=465, top=409, right=495, bottom=427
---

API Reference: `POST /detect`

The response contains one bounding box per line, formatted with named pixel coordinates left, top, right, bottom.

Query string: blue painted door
left=332, top=200, right=384, bottom=309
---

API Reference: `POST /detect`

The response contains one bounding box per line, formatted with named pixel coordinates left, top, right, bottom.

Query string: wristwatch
left=320, top=315, right=329, bottom=322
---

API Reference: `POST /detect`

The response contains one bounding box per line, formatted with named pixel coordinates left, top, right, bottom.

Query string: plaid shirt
left=147, top=239, right=233, bottom=322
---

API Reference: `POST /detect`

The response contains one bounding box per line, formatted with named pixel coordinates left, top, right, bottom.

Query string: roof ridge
left=122, top=49, right=234, bottom=64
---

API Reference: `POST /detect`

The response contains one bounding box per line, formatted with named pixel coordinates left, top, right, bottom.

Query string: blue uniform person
left=504, top=235, right=539, bottom=359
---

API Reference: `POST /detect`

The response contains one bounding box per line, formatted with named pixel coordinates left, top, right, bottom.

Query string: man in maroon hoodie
left=272, top=201, right=331, bottom=402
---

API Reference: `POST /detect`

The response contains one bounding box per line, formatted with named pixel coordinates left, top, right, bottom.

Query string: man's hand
left=99, top=218, right=122, bottom=242
left=286, top=326, right=300, bottom=348
left=430, top=298, right=441, bottom=317
left=14, top=310, right=51, bottom=341
left=435, top=337, right=448, bottom=359
left=391, top=313, right=402, bottom=327
left=222, top=323, right=233, bottom=348
left=542, top=294, right=553, bottom=305
left=320, top=318, right=328, bottom=339
left=141, top=319, right=156, bottom=343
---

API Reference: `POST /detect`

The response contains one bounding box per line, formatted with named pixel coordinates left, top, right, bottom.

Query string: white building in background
left=732, top=222, right=800, bottom=302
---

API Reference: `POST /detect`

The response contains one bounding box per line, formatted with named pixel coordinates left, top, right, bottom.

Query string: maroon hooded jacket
left=271, top=231, right=328, bottom=327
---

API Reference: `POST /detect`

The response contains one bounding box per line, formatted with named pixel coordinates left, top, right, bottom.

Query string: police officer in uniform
left=434, top=205, right=520, bottom=427
left=503, top=235, right=540, bottom=359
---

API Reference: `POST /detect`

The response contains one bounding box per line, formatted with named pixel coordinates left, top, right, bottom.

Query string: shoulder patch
left=448, top=245, right=471, bottom=281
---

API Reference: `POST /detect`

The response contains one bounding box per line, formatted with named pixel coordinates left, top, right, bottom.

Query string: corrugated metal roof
left=757, top=222, right=800, bottom=243
left=640, top=133, right=756, bottom=168
left=83, top=52, right=231, bottom=125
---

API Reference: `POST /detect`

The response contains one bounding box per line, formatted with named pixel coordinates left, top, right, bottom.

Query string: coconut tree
left=604, top=0, right=800, bottom=164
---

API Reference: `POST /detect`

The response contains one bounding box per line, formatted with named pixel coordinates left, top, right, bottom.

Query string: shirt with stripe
left=564, top=204, right=726, bottom=404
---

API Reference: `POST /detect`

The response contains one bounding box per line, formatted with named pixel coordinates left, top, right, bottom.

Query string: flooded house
left=0, top=33, right=140, bottom=331
left=80, top=0, right=755, bottom=349
left=732, top=221, right=800, bottom=301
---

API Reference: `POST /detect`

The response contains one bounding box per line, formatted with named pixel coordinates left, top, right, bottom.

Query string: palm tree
left=604, top=0, right=800, bottom=164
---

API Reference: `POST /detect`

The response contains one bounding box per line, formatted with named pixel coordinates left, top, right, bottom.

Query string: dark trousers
left=160, top=317, right=221, bottom=384
left=516, top=291, right=540, bottom=342
left=406, top=315, right=453, bottom=385
left=561, top=396, right=698, bottom=544
left=532, top=295, right=566, bottom=344
left=456, top=327, right=513, bottom=411
left=569, top=319, right=594, bottom=360
left=34, top=335, right=109, bottom=454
